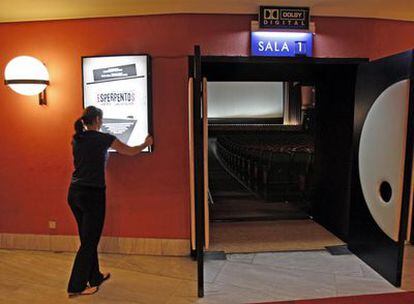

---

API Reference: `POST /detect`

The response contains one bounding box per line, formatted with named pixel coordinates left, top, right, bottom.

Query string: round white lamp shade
left=4, top=56, right=49, bottom=96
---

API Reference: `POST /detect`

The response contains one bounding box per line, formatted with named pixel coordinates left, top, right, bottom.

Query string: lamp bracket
left=39, top=89, right=47, bottom=106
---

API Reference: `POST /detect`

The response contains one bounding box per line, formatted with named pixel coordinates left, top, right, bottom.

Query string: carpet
left=208, top=220, right=345, bottom=253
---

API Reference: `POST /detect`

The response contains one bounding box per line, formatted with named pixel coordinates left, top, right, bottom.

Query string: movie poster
left=82, top=55, right=151, bottom=152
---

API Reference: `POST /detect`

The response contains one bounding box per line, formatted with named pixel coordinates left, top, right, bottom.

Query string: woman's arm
left=111, top=135, right=153, bottom=156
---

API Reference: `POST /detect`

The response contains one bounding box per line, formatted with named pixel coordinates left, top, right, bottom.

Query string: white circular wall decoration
left=358, top=79, right=410, bottom=241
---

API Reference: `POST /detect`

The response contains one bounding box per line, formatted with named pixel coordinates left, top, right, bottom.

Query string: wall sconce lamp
left=4, top=56, right=50, bottom=105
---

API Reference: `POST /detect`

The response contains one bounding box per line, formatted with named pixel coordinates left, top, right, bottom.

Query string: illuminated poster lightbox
left=82, top=55, right=152, bottom=152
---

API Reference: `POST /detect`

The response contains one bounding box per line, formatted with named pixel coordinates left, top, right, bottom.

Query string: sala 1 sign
left=251, top=32, right=313, bottom=57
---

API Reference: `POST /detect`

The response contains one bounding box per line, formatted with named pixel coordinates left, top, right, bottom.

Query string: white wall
left=207, top=82, right=284, bottom=119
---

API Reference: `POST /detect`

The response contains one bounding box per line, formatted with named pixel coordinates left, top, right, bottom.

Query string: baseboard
left=0, top=233, right=190, bottom=256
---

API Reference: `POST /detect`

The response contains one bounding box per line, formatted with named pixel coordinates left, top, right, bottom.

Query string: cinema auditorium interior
left=0, top=1, right=414, bottom=304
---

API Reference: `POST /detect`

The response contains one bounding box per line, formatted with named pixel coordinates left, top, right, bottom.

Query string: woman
left=67, top=106, right=153, bottom=297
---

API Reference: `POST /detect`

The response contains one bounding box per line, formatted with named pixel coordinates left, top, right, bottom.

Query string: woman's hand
left=111, top=135, right=153, bottom=156
left=144, top=135, right=153, bottom=147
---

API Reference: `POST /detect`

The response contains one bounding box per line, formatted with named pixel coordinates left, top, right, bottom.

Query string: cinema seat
left=214, top=133, right=314, bottom=203
left=261, top=152, right=292, bottom=201
left=286, top=149, right=314, bottom=201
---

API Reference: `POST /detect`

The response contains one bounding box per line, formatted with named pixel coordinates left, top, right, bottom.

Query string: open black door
left=191, top=45, right=206, bottom=297
left=349, top=50, right=414, bottom=286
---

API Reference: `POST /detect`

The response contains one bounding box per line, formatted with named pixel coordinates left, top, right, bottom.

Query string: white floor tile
left=253, top=251, right=364, bottom=277
left=203, top=250, right=400, bottom=303
left=334, top=274, right=398, bottom=296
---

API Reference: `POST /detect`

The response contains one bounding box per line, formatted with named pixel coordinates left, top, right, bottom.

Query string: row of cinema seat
left=215, top=134, right=315, bottom=202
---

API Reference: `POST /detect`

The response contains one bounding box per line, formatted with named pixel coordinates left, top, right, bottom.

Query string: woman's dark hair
left=74, top=106, right=103, bottom=134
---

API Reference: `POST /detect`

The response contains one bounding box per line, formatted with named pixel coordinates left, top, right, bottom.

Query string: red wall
left=0, top=14, right=413, bottom=239
left=313, top=17, right=414, bottom=59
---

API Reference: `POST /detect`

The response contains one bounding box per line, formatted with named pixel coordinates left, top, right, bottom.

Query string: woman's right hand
left=111, top=135, right=153, bottom=156
left=144, top=135, right=153, bottom=147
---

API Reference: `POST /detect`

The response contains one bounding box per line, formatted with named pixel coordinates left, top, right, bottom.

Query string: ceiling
left=0, top=0, right=413, bottom=23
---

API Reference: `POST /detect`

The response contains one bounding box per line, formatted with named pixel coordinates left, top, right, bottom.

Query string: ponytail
left=74, top=118, right=85, bottom=134
left=73, top=106, right=103, bottom=137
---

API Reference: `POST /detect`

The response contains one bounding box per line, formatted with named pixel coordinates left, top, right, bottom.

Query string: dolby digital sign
left=259, top=6, right=310, bottom=30
left=82, top=54, right=152, bottom=152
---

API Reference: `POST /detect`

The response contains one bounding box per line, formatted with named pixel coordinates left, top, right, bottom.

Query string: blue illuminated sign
left=251, top=31, right=313, bottom=57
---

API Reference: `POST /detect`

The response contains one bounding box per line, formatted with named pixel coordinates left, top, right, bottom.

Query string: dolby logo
left=259, top=6, right=310, bottom=30
left=263, top=8, right=280, bottom=20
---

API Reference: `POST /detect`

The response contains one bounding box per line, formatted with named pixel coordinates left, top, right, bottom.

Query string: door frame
left=405, top=57, right=414, bottom=244
left=188, top=54, right=366, bottom=236
left=400, top=52, right=414, bottom=247
left=190, top=45, right=206, bottom=298
left=188, top=51, right=370, bottom=297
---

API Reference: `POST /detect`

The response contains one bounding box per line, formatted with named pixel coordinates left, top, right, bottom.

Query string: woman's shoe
left=68, top=286, right=99, bottom=298
left=91, top=272, right=111, bottom=288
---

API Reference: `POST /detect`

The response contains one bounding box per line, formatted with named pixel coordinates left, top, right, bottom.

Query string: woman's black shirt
left=71, top=131, right=116, bottom=188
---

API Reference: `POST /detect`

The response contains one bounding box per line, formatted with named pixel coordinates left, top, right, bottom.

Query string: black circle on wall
left=379, top=181, right=392, bottom=203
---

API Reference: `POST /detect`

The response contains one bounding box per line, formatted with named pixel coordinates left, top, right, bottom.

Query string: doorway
left=189, top=48, right=414, bottom=298
left=192, top=56, right=362, bottom=255
left=206, top=79, right=345, bottom=254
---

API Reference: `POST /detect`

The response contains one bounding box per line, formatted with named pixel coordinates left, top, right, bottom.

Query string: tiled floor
left=201, top=250, right=399, bottom=304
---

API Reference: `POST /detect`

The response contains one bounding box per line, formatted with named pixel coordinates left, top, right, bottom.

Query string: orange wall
left=0, top=14, right=413, bottom=239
